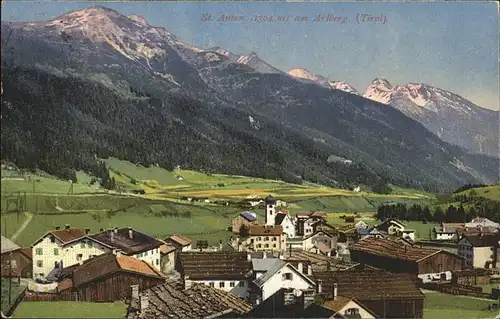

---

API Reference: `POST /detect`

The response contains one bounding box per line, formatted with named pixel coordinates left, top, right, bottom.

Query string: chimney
left=85, top=228, right=90, bottom=235
left=114, top=227, right=118, bottom=233
left=317, top=280, right=323, bottom=294
left=140, top=293, right=149, bottom=311
left=65, top=224, right=70, bottom=230
left=55, top=225, right=60, bottom=230
left=298, top=262, right=303, bottom=274
left=333, top=283, right=338, bottom=300
left=219, top=240, right=223, bottom=251
left=307, top=264, right=312, bottom=275
left=131, top=285, right=139, bottom=301
left=247, top=253, right=252, bottom=261
left=128, top=227, right=133, bottom=239
left=110, top=230, right=115, bottom=243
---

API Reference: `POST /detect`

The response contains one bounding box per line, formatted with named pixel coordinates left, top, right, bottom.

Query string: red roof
left=166, top=235, right=192, bottom=247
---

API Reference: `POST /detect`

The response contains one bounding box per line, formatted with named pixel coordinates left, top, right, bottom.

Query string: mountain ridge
left=1, top=6, right=498, bottom=192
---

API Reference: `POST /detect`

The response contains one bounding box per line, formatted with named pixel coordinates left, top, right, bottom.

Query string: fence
left=3, top=287, right=27, bottom=317
left=23, top=290, right=77, bottom=302
left=420, top=282, right=496, bottom=299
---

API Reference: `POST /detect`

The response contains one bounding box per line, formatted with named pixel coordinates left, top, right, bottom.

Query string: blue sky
left=2, top=1, right=499, bottom=110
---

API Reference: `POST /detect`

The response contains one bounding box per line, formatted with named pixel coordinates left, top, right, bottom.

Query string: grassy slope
left=1, top=158, right=434, bottom=247
left=456, top=184, right=500, bottom=201
left=1, top=278, right=25, bottom=313
left=423, top=291, right=497, bottom=319
left=12, top=301, right=127, bottom=318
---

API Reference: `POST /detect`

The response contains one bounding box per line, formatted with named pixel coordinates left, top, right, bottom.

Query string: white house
left=302, top=230, right=336, bottom=254
left=178, top=251, right=252, bottom=299
left=434, top=223, right=464, bottom=241
left=466, top=217, right=500, bottom=230
left=322, top=293, right=377, bottom=319
left=375, top=218, right=415, bottom=241
left=458, top=233, right=500, bottom=269
left=249, top=257, right=316, bottom=305
left=32, top=226, right=114, bottom=279
left=275, top=211, right=296, bottom=238
left=90, top=227, right=164, bottom=270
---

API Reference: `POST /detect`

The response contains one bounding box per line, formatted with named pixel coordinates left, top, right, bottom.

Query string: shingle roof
left=322, top=296, right=352, bottom=312
left=179, top=252, right=252, bottom=280
left=282, top=250, right=360, bottom=272
left=240, top=211, right=257, bottom=222
left=315, top=269, right=424, bottom=300
left=71, top=253, right=165, bottom=287
left=315, top=242, right=333, bottom=254
left=31, top=228, right=87, bottom=246
left=159, top=243, right=176, bottom=255
left=165, top=234, right=192, bottom=247
left=462, top=233, right=500, bottom=247
left=350, top=236, right=441, bottom=262
left=249, top=225, right=283, bottom=236
left=90, top=228, right=163, bottom=254
left=1, top=235, right=20, bottom=254
left=20, top=247, right=32, bottom=259
left=128, top=281, right=252, bottom=318
left=252, top=258, right=286, bottom=287
left=275, top=213, right=287, bottom=226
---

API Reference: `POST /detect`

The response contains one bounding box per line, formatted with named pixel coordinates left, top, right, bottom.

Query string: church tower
left=264, top=195, right=277, bottom=226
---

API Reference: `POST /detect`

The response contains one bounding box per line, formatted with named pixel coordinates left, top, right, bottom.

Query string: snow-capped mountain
left=364, top=78, right=499, bottom=157
left=2, top=5, right=497, bottom=192
left=288, top=68, right=359, bottom=95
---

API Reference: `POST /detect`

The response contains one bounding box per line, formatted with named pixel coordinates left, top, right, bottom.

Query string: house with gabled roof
left=238, top=225, right=286, bottom=252
left=249, top=256, right=316, bottom=306
left=56, top=252, right=165, bottom=302
left=275, top=210, right=296, bottom=238
left=374, top=218, right=416, bottom=241
left=178, top=251, right=253, bottom=298
left=232, top=211, right=258, bottom=234
left=31, top=225, right=115, bottom=280
left=164, top=234, right=192, bottom=252
left=458, top=233, right=500, bottom=269
left=1, top=236, right=32, bottom=278
left=91, top=227, right=164, bottom=269
left=349, top=236, right=463, bottom=281
left=322, top=295, right=378, bottom=319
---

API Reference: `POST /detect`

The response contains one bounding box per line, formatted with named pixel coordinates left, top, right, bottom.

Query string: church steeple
left=264, top=195, right=277, bottom=226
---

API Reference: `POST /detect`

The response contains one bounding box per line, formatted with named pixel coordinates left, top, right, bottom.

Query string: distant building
left=232, top=211, right=258, bottom=234
left=239, top=225, right=286, bottom=252
left=264, top=195, right=277, bottom=226
left=1, top=236, right=32, bottom=278
left=374, top=218, right=415, bottom=241
left=275, top=211, right=296, bottom=238
left=302, top=230, right=337, bottom=257
left=296, top=212, right=327, bottom=237
left=433, top=223, right=464, bottom=241
left=466, top=217, right=500, bottom=229
left=322, top=295, right=378, bottom=319
left=158, top=243, right=176, bottom=274
left=178, top=251, right=252, bottom=298
left=164, top=234, right=192, bottom=252
left=458, top=233, right=500, bottom=269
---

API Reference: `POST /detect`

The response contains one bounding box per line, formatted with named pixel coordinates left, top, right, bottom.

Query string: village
left=1, top=195, right=500, bottom=318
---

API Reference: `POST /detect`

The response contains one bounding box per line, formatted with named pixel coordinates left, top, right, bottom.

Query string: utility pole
left=33, top=180, right=38, bottom=215
left=8, top=251, right=12, bottom=305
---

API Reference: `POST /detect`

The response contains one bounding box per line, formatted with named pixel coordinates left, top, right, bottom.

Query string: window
left=11, top=260, right=17, bottom=268
left=257, top=237, right=261, bottom=241
left=50, top=236, right=55, bottom=243
left=145, top=251, right=149, bottom=256
left=264, top=237, right=269, bottom=241
left=282, top=273, right=293, bottom=281
left=156, top=259, right=159, bottom=265
left=76, top=254, right=83, bottom=261
left=209, top=282, right=215, bottom=287
left=345, top=308, right=359, bottom=315
left=230, top=282, right=235, bottom=287
left=264, top=244, right=269, bottom=248
left=54, top=248, right=59, bottom=256
left=272, top=237, right=277, bottom=241
left=35, top=248, right=43, bottom=255
left=238, top=281, right=244, bottom=287
left=219, top=282, right=225, bottom=288
left=36, top=260, right=43, bottom=267
left=273, top=244, right=277, bottom=248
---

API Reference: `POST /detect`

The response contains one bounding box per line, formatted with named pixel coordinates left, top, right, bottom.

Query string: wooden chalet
left=127, top=281, right=252, bottom=318
left=57, top=253, right=165, bottom=301
left=1, top=236, right=32, bottom=278
left=178, top=251, right=252, bottom=285
left=315, top=269, right=424, bottom=318
left=349, top=237, right=463, bottom=275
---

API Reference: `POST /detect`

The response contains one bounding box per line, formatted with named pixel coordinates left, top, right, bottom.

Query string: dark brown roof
left=462, top=233, right=500, bottom=247
left=350, top=236, right=442, bottom=262
left=20, top=247, right=32, bottom=260
left=165, top=234, right=192, bottom=247
left=90, top=228, right=163, bottom=255
left=32, top=228, right=86, bottom=246
left=128, top=281, right=252, bottom=318
left=179, top=252, right=252, bottom=280
left=275, top=213, right=287, bottom=226
left=71, top=253, right=165, bottom=287
left=282, top=250, right=360, bottom=272
left=315, top=269, right=424, bottom=300
left=249, top=225, right=283, bottom=236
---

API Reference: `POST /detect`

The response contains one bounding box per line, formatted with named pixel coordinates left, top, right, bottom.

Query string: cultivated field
left=1, top=158, right=434, bottom=247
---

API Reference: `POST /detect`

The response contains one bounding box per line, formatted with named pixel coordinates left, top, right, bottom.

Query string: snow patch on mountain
left=248, top=115, right=260, bottom=130
left=288, top=68, right=359, bottom=95
left=237, top=53, right=282, bottom=74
